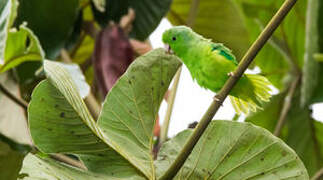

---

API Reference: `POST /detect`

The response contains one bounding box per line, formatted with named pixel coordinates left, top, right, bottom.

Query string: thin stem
left=187, top=0, right=200, bottom=27
left=159, top=0, right=200, bottom=144
left=274, top=76, right=299, bottom=136
left=159, top=0, right=298, bottom=179
left=311, top=167, right=323, bottom=180
left=0, top=83, right=28, bottom=110
left=49, top=154, right=87, bottom=170
left=160, top=67, right=182, bottom=143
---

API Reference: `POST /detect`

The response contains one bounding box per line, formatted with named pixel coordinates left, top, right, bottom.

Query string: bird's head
left=162, top=26, right=194, bottom=55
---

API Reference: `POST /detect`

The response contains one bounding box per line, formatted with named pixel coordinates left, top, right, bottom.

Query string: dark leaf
left=92, top=0, right=172, bottom=40
left=15, top=0, right=80, bottom=58
left=93, top=25, right=134, bottom=96
left=0, top=133, right=30, bottom=180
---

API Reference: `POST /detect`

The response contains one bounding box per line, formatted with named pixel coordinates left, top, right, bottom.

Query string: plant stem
left=159, top=0, right=298, bottom=179
left=49, top=154, right=87, bottom=170
left=274, top=76, right=299, bottom=136
left=160, top=67, right=182, bottom=143
left=187, top=0, right=200, bottom=27
left=159, top=0, right=200, bottom=145
left=0, top=83, right=28, bottom=110
left=311, top=167, right=323, bottom=180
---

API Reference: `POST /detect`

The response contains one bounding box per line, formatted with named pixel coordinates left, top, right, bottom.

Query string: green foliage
left=93, top=0, right=172, bottom=40
left=20, top=154, right=122, bottom=180
left=0, top=0, right=43, bottom=73
left=236, top=0, right=305, bottom=89
left=15, top=0, right=79, bottom=58
left=167, top=0, right=250, bottom=59
left=156, top=121, right=308, bottom=179
left=301, top=0, right=322, bottom=106
left=0, top=133, right=30, bottom=180
left=28, top=49, right=181, bottom=179
left=0, top=0, right=322, bottom=179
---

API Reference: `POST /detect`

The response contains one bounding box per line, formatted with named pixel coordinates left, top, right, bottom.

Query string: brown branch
left=0, top=83, right=28, bottom=110
left=311, top=167, right=323, bottom=180
left=159, top=0, right=298, bottom=179
left=49, top=154, right=87, bottom=170
left=274, top=76, right=299, bottom=136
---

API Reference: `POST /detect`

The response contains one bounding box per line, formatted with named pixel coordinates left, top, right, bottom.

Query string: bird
left=162, top=26, right=272, bottom=114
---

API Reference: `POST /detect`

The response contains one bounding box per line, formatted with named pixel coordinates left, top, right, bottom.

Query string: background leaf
left=1, top=25, right=44, bottom=72
left=92, top=0, right=172, bottom=40
left=15, top=0, right=80, bottom=58
left=0, top=0, right=17, bottom=63
left=245, top=94, right=285, bottom=132
left=59, top=62, right=90, bottom=98
left=284, top=92, right=323, bottom=176
left=156, top=120, right=309, bottom=179
left=301, top=0, right=322, bottom=106
left=235, top=0, right=305, bottom=90
left=19, top=154, right=124, bottom=180
left=93, top=25, right=134, bottom=96
left=0, top=133, right=30, bottom=180
left=29, top=62, right=143, bottom=179
left=97, top=48, right=181, bottom=178
left=167, top=0, right=250, bottom=59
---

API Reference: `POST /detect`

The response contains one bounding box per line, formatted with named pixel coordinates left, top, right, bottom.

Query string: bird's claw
left=213, top=95, right=220, bottom=102
left=227, top=72, right=235, bottom=77
left=213, top=95, right=223, bottom=106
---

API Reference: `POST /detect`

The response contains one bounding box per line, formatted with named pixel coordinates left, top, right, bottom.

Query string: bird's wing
left=210, top=43, right=238, bottom=65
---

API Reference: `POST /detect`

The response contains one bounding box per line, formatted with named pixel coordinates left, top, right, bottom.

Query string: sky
left=149, top=18, right=323, bottom=137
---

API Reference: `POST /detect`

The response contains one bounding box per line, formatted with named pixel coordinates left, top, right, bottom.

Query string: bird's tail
left=229, top=74, right=272, bottom=115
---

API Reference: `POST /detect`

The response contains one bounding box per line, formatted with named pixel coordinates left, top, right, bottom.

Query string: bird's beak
left=164, top=44, right=174, bottom=54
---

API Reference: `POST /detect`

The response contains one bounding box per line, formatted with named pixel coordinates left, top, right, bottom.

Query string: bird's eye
left=172, top=37, right=176, bottom=41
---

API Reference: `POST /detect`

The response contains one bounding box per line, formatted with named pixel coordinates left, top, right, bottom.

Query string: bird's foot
left=213, top=95, right=224, bottom=106
left=213, top=95, right=220, bottom=102
left=227, top=72, right=235, bottom=77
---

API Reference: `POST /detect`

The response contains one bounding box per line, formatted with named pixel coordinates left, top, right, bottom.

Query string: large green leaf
left=29, top=66, right=143, bottom=179
left=167, top=0, right=250, bottom=59
left=0, top=133, right=30, bottom=180
left=19, top=154, right=122, bottom=180
left=15, top=0, right=80, bottom=58
left=93, top=0, right=172, bottom=40
left=156, top=120, right=309, bottom=179
left=28, top=49, right=181, bottom=179
left=97, top=48, right=181, bottom=178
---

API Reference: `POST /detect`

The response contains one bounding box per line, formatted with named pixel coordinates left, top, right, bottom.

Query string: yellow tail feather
left=229, top=74, right=272, bottom=115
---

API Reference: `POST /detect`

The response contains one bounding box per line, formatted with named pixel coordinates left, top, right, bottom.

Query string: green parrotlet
left=162, top=26, right=272, bottom=114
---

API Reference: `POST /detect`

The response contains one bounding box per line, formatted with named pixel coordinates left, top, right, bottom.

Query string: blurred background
left=0, top=0, right=323, bottom=178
